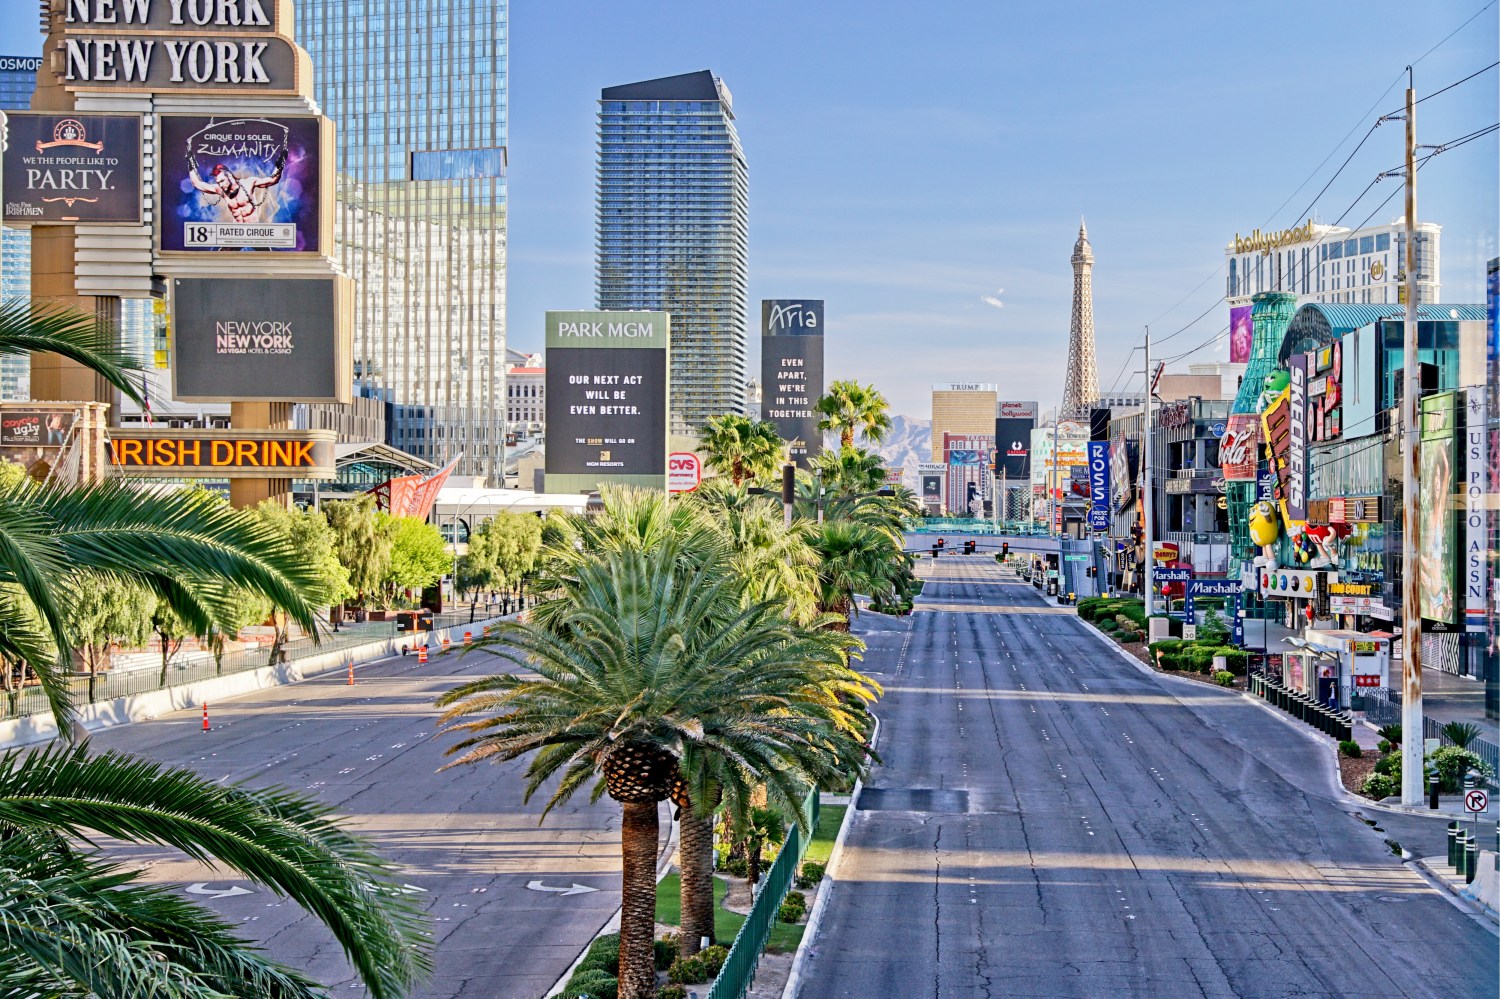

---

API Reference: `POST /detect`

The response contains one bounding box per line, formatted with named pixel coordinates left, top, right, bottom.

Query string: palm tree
left=693, top=481, right=821, bottom=624
left=697, top=413, right=786, bottom=485
left=0, top=301, right=432, bottom=997
left=807, top=520, right=901, bottom=626
left=815, top=380, right=892, bottom=450
left=0, top=744, right=431, bottom=998
left=437, top=545, right=874, bottom=997
left=812, top=445, right=887, bottom=497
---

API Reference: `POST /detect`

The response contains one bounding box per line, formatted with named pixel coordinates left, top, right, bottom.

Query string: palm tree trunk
left=678, top=803, right=715, bottom=956
left=840, top=429, right=854, bottom=449
left=619, top=800, right=660, bottom=999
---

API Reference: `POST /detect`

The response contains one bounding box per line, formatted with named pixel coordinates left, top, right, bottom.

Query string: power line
left=1409, top=60, right=1499, bottom=110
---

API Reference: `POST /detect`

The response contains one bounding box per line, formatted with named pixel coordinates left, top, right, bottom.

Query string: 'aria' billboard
left=2, top=113, right=142, bottom=224
left=171, top=277, right=351, bottom=403
left=760, top=300, right=824, bottom=468
left=545, top=311, right=670, bottom=493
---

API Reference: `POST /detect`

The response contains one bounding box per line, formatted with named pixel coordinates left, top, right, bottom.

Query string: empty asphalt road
left=89, top=641, right=662, bottom=999
left=797, top=551, right=1497, bottom=999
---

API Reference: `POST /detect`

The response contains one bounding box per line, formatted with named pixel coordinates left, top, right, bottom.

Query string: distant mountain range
left=825, top=414, right=931, bottom=488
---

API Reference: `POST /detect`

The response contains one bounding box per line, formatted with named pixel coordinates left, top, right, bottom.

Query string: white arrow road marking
left=526, top=880, right=598, bottom=897
left=186, top=883, right=254, bottom=900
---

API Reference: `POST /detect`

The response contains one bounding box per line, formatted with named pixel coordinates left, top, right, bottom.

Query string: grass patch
left=656, top=873, right=805, bottom=952
left=803, top=805, right=846, bottom=868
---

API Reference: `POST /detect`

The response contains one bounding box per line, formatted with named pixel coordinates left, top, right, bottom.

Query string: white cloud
left=980, top=288, right=1005, bottom=310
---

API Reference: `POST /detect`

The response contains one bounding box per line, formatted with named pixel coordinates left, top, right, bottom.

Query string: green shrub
left=1362, top=773, right=1397, bottom=800
left=1187, top=645, right=1217, bottom=674
left=654, top=937, right=677, bottom=970
left=1377, top=739, right=1392, bottom=755
left=1378, top=724, right=1402, bottom=745
left=1441, top=721, right=1483, bottom=749
left=797, top=860, right=826, bottom=889
left=667, top=956, right=710, bottom=984
left=699, top=945, right=728, bottom=977
left=578, top=934, right=620, bottom=975
left=778, top=896, right=806, bottom=923
left=1218, top=648, right=1250, bottom=676
left=720, top=855, right=748, bottom=877
left=1097, top=617, right=1119, bottom=633
left=1429, top=745, right=1492, bottom=793
left=1213, top=670, right=1235, bottom=687
left=1338, top=740, right=1363, bottom=758
left=1373, top=753, right=1401, bottom=779
left=566, top=970, right=618, bottom=999
left=657, top=986, right=689, bottom=999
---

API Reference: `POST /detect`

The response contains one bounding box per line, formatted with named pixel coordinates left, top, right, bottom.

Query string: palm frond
left=0, top=297, right=144, bottom=404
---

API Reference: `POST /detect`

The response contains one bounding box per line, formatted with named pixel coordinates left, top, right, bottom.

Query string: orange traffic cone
left=417, top=646, right=428, bottom=665
left=201, top=703, right=210, bottom=732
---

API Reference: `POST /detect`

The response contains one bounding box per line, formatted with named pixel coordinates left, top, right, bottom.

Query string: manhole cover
left=857, top=788, right=969, bottom=813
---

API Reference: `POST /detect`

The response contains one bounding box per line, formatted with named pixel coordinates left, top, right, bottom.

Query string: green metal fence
left=706, top=790, right=820, bottom=999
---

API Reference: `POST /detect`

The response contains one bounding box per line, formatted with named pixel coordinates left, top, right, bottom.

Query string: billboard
left=1464, top=390, right=1488, bottom=631
left=171, top=277, right=352, bottom=403
left=1230, top=305, right=1253, bottom=364
left=997, top=400, right=1037, bottom=420
left=0, top=409, right=77, bottom=447
left=920, top=474, right=943, bottom=506
left=159, top=115, right=327, bottom=252
left=1087, top=441, right=1110, bottom=531
left=109, top=430, right=336, bottom=480
left=2, top=113, right=142, bottom=224
left=1418, top=393, right=1457, bottom=625
left=1219, top=414, right=1261, bottom=481
left=1286, top=354, right=1308, bottom=522
left=994, top=415, right=1034, bottom=479
left=760, top=300, right=824, bottom=467
left=545, top=311, right=669, bottom=491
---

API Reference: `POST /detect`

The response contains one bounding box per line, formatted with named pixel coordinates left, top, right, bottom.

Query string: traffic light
left=1001, top=542, right=1009, bottom=559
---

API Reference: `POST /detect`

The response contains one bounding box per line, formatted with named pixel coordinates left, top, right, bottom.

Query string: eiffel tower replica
left=1061, top=220, right=1099, bottom=421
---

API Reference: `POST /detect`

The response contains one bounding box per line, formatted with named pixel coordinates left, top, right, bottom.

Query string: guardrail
left=0, top=601, right=518, bottom=723
left=706, top=789, right=820, bottom=999
left=1362, top=687, right=1499, bottom=780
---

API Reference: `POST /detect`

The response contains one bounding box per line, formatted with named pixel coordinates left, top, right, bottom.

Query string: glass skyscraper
left=597, top=70, right=748, bottom=435
left=0, top=57, right=42, bottom=402
left=301, top=2, right=508, bottom=483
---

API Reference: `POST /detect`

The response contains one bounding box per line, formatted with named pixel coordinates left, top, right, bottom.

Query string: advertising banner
left=545, top=311, right=669, bottom=491
left=1287, top=354, right=1308, bottom=521
left=159, top=115, right=326, bottom=252
left=2, top=113, right=142, bottom=225
left=920, top=474, right=943, bottom=506
left=171, top=277, right=351, bottom=403
left=994, top=416, right=1034, bottom=479
left=998, top=400, right=1038, bottom=420
left=1464, top=390, right=1487, bottom=632
left=1219, top=413, right=1262, bottom=481
left=760, top=300, right=824, bottom=467
left=947, top=449, right=985, bottom=466
left=109, top=430, right=336, bottom=480
left=0, top=409, right=77, bottom=447
left=1230, top=305, right=1253, bottom=364
left=1418, top=393, right=1458, bottom=625
left=667, top=452, right=701, bottom=494
left=1087, top=440, right=1110, bottom=529
left=1110, top=438, right=1136, bottom=513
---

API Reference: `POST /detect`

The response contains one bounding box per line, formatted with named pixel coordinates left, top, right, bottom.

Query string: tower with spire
left=1062, top=220, right=1099, bottom=420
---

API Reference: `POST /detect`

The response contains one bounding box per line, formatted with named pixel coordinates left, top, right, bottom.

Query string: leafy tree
left=383, top=516, right=451, bottom=602
left=815, top=380, right=892, bottom=450
left=151, top=599, right=191, bottom=687
left=324, top=495, right=395, bottom=604
left=253, top=500, right=352, bottom=609
left=697, top=414, right=786, bottom=485
left=460, top=511, right=543, bottom=603
left=64, top=574, right=154, bottom=702
left=0, top=460, right=27, bottom=491
left=438, top=544, right=874, bottom=995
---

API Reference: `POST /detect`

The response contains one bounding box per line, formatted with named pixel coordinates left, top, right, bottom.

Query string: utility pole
left=1399, top=71, right=1424, bottom=807
left=1051, top=415, right=1061, bottom=538
left=1143, top=326, right=1155, bottom=619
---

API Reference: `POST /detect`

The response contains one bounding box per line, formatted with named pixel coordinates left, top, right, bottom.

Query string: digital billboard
left=994, top=415, right=1034, bottom=479
left=760, top=300, right=824, bottom=468
left=159, top=115, right=327, bottom=252
left=1230, top=305, right=1253, bottom=364
left=0, top=409, right=77, bottom=447
left=109, top=430, right=336, bottom=480
left=545, top=311, right=669, bottom=492
left=2, top=113, right=142, bottom=225
left=1219, top=414, right=1261, bottom=481
left=171, top=277, right=352, bottom=403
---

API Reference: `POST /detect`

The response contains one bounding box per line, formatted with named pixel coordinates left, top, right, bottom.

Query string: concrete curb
left=542, top=808, right=680, bottom=999
left=1410, top=856, right=1500, bottom=933
left=0, top=616, right=509, bottom=750
left=780, top=711, right=881, bottom=999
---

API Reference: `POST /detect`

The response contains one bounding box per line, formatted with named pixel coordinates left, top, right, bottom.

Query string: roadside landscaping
left=1075, top=596, right=1247, bottom=688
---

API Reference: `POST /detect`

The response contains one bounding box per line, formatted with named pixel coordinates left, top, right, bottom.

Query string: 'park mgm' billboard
left=760, top=300, right=824, bottom=468
left=545, top=311, right=670, bottom=494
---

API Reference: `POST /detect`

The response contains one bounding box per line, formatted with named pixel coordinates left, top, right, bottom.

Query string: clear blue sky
left=4, top=1, right=1495, bottom=417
